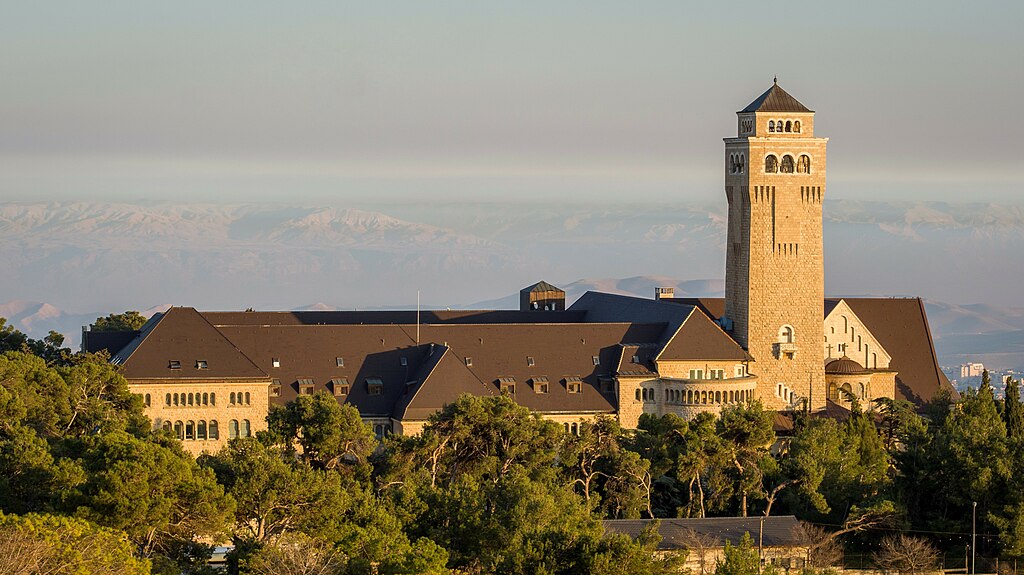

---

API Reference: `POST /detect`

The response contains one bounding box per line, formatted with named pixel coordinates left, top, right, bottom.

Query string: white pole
left=417, top=291, right=420, bottom=344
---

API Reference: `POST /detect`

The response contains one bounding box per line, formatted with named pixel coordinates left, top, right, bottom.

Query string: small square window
left=527, top=356, right=535, bottom=367
left=400, top=357, right=408, bottom=366
left=272, top=358, right=280, bottom=368
left=592, top=356, right=600, bottom=366
left=168, top=360, right=181, bottom=369
left=631, top=355, right=640, bottom=363
left=195, top=360, right=208, bottom=369
left=532, top=377, right=549, bottom=394
left=336, top=357, right=344, bottom=367
left=465, top=357, right=473, bottom=367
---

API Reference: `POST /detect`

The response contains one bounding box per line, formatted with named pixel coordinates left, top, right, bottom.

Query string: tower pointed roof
left=740, top=81, right=812, bottom=113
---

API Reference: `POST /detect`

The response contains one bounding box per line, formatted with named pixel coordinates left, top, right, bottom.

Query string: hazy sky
left=2, top=1, right=1022, bottom=204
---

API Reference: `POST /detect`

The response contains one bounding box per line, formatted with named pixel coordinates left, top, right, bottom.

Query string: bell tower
left=723, top=80, right=827, bottom=411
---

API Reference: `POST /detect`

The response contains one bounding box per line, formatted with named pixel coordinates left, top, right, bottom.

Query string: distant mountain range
left=1, top=199, right=1021, bottom=367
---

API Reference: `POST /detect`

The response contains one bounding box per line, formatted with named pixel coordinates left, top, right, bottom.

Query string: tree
left=92, top=311, right=149, bottom=332
left=265, top=392, right=377, bottom=478
left=872, top=534, right=940, bottom=575
left=68, top=431, right=235, bottom=556
left=1004, top=377, right=1024, bottom=439
left=717, top=402, right=776, bottom=517
left=562, top=416, right=654, bottom=518
left=0, top=512, right=151, bottom=575
left=794, top=522, right=843, bottom=569
left=715, top=532, right=767, bottom=575
left=590, top=522, right=686, bottom=575
left=243, top=531, right=348, bottom=575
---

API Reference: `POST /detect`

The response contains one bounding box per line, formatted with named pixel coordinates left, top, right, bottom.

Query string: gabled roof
left=740, top=82, right=812, bottom=114
left=657, top=308, right=750, bottom=362
left=392, top=345, right=496, bottom=421
left=604, top=516, right=803, bottom=550
left=836, top=298, right=958, bottom=403
left=114, top=307, right=267, bottom=381
left=616, top=344, right=659, bottom=377
left=521, top=280, right=564, bottom=294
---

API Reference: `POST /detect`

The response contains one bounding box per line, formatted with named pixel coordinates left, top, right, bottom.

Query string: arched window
left=241, top=420, right=251, bottom=438
left=202, top=393, right=209, bottom=406
left=840, top=383, right=853, bottom=401
left=872, top=353, right=878, bottom=369
left=188, top=393, right=194, bottom=406
left=564, top=423, right=570, bottom=433
left=768, top=120, right=775, bottom=132
left=570, top=423, right=578, bottom=436
left=229, top=420, right=239, bottom=440
left=635, top=389, right=641, bottom=401
left=828, top=383, right=838, bottom=402
left=765, top=155, right=779, bottom=173
left=230, top=392, right=236, bottom=405
left=174, top=421, right=184, bottom=439
left=162, top=421, right=171, bottom=432
left=794, top=120, right=801, bottom=133
left=374, top=424, right=384, bottom=439
left=245, top=392, right=250, bottom=405
left=796, top=155, right=811, bottom=173
left=842, top=316, right=849, bottom=333
left=701, top=391, right=708, bottom=404
left=185, top=420, right=195, bottom=440
left=173, top=393, right=179, bottom=406
left=739, top=154, right=745, bottom=173
left=209, top=420, right=219, bottom=440
left=210, top=393, right=216, bottom=406
left=785, top=121, right=792, bottom=132
left=859, top=383, right=867, bottom=399
left=197, top=420, right=207, bottom=440
left=780, top=155, right=795, bottom=173
left=779, top=325, right=795, bottom=343
left=715, top=391, right=722, bottom=403
left=144, top=393, right=151, bottom=407
left=165, top=393, right=171, bottom=406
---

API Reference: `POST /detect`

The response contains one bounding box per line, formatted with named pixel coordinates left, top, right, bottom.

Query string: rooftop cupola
left=736, top=79, right=815, bottom=138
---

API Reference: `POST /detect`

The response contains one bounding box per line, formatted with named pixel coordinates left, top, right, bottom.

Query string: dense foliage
left=4, top=316, right=1024, bottom=574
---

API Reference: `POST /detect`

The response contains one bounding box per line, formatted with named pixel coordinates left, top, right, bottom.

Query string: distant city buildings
left=961, top=362, right=985, bottom=378
left=84, top=82, right=955, bottom=455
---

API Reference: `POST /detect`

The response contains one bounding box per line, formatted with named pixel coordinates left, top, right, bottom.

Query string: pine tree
left=1005, top=377, right=1024, bottom=439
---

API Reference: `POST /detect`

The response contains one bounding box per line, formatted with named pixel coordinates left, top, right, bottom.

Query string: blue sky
left=1, top=1, right=1021, bottom=204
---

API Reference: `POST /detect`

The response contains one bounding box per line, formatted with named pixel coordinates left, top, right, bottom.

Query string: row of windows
left=372, top=423, right=393, bottom=439
left=828, top=382, right=868, bottom=402
left=666, top=388, right=754, bottom=405
left=687, top=369, right=726, bottom=380
left=728, top=153, right=746, bottom=174
left=167, top=360, right=207, bottom=370
left=154, top=391, right=252, bottom=408
left=768, top=119, right=801, bottom=133
left=159, top=419, right=251, bottom=441
left=765, top=154, right=812, bottom=174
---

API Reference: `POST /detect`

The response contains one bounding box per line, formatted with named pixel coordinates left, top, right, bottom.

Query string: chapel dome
left=825, top=356, right=870, bottom=375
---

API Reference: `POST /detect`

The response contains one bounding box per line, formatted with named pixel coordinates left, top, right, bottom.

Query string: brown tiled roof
left=670, top=298, right=726, bottom=322
left=658, top=308, right=750, bottom=362
left=616, top=345, right=659, bottom=377
left=521, top=280, right=564, bottom=294
left=393, top=345, right=496, bottom=421
left=836, top=298, right=958, bottom=403
left=604, top=516, right=803, bottom=550
left=740, top=82, right=812, bottom=113
left=114, top=307, right=267, bottom=381
left=203, top=309, right=586, bottom=326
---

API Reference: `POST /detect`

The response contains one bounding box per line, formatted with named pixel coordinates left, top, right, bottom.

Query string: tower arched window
left=174, top=421, right=183, bottom=439
left=166, top=393, right=171, bottom=406
left=859, top=383, right=867, bottom=399
left=765, top=155, right=779, bottom=173
left=779, top=325, right=795, bottom=343
left=241, top=420, right=251, bottom=438
left=635, top=389, right=641, bottom=401
left=230, top=392, right=236, bottom=405
left=739, top=154, right=745, bottom=173
left=210, top=393, right=215, bottom=406
left=202, top=392, right=208, bottom=406
left=794, top=120, right=801, bottom=133
left=197, top=420, right=207, bottom=440
left=797, top=155, right=811, bottom=173
left=768, top=120, right=775, bottom=132
left=245, top=392, right=250, bottom=405
left=785, top=120, right=792, bottom=132
left=780, top=155, right=795, bottom=173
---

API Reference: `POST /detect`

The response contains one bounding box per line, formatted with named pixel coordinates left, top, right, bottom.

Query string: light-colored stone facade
left=724, top=106, right=828, bottom=411
left=131, top=378, right=271, bottom=456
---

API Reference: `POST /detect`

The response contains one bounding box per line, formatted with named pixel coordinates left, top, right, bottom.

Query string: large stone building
left=85, top=82, right=955, bottom=455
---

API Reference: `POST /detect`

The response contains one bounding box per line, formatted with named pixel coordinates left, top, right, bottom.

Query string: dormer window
left=532, top=377, right=549, bottom=394
left=168, top=360, right=181, bottom=370
left=366, top=378, right=384, bottom=396
left=498, top=377, right=516, bottom=394
left=195, top=360, right=208, bottom=369
left=400, top=357, right=408, bottom=367
left=272, top=358, right=280, bottom=368
left=331, top=378, right=349, bottom=397
left=270, top=379, right=281, bottom=398
left=565, top=377, right=583, bottom=394
left=527, top=356, right=535, bottom=367
left=336, top=357, right=344, bottom=367
left=298, top=378, right=315, bottom=395
left=592, top=356, right=600, bottom=366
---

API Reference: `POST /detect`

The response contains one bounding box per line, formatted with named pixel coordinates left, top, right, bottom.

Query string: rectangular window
left=465, top=357, right=473, bottom=367
left=367, top=378, right=384, bottom=396
left=332, top=378, right=350, bottom=397
left=565, top=377, right=583, bottom=394
left=195, top=360, right=208, bottom=369
left=272, top=358, right=280, bottom=368
left=527, top=357, right=535, bottom=367
left=532, top=377, right=549, bottom=394
left=400, top=357, right=408, bottom=366
left=336, top=357, right=344, bottom=367
left=168, top=360, right=181, bottom=369
left=592, top=356, right=600, bottom=366
left=631, top=355, right=640, bottom=363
